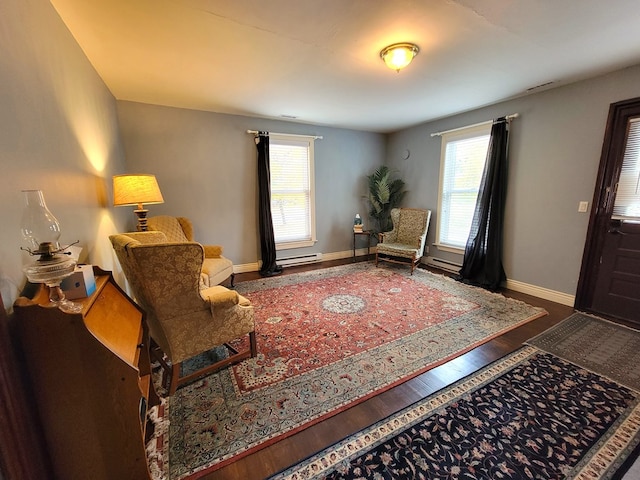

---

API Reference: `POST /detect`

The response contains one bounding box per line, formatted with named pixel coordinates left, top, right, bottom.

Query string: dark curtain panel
left=255, top=132, right=282, bottom=276
left=458, top=117, right=509, bottom=291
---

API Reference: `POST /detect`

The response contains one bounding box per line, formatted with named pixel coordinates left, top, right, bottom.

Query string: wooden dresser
left=13, top=268, right=158, bottom=480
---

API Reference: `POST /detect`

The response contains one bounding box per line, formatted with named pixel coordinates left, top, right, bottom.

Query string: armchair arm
left=203, top=245, right=223, bottom=258
left=378, top=229, right=397, bottom=243
left=201, top=285, right=239, bottom=308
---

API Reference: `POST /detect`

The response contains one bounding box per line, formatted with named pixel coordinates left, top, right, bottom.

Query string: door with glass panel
left=577, top=98, right=640, bottom=326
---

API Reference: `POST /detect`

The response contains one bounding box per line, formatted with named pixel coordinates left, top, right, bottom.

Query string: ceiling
left=51, top=0, right=640, bottom=133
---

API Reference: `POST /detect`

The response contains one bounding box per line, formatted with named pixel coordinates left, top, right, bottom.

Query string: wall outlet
left=578, top=201, right=589, bottom=213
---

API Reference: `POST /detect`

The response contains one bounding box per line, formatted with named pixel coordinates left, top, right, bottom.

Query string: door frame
left=575, top=96, right=640, bottom=315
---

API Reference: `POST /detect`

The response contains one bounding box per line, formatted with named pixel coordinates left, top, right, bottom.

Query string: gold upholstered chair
left=147, top=215, right=235, bottom=287
left=375, top=208, right=432, bottom=274
left=109, top=231, right=256, bottom=395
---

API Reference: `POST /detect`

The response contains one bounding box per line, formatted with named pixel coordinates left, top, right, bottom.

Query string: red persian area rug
left=159, top=263, right=547, bottom=479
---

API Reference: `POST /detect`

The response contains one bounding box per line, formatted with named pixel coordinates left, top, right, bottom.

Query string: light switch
left=578, top=201, right=589, bottom=213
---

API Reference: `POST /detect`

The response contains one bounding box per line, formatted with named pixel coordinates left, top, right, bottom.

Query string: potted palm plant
left=366, top=166, right=406, bottom=234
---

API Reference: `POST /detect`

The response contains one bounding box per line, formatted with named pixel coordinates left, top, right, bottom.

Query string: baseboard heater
left=425, top=256, right=462, bottom=274
left=277, top=253, right=323, bottom=267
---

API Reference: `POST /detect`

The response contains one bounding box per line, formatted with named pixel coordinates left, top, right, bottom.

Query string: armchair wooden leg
left=375, top=253, right=379, bottom=267
left=249, top=331, right=257, bottom=357
left=169, top=362, right=181, bottom=396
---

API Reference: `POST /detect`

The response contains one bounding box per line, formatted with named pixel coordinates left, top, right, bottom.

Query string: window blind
left=613, top=117, right=640, bottom=221
left=438, top=127, right=490, bottom=249
left=269, top=138, right=314, bottom=244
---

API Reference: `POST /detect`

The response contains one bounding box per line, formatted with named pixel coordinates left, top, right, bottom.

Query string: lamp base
left=23, top=255, right=82, bottom=314
left=46, top=283, right=83, bottom=314
left=134, top=209, right=149, bottom=231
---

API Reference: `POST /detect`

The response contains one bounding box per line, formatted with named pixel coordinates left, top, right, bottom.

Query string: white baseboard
left=233, top=261, right=260, bottom=274
left=234, top=251, right=575, bottom=307
left=322, top=249, right=367, bottom=262
left=504, top=278, right=575, bottom=307
left=233, top=249, right=368, bottom=274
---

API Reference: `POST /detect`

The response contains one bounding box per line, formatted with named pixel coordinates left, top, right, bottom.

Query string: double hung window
left=269, top=134, right=316, bottom=249
left=437, top=124, right=491, bottom=251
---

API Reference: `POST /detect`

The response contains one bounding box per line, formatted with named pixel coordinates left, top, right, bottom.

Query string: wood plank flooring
left=199, top=258, right=575, bottom=480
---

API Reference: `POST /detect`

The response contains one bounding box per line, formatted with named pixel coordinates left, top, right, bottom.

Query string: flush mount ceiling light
left=380, top=42, right=419, bottom=72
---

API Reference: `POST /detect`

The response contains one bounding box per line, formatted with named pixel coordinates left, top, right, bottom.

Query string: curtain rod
left=247, top=130, right=323, bottom=140
left=430, top=113, right=519, bottom=137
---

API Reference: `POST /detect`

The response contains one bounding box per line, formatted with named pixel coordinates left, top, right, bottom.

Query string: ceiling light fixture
left=380, top=42, right=419, bottom=72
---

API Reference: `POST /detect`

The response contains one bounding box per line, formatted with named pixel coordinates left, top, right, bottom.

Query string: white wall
left=116, top=101, right=385, bottom=267
left=0, top=0, right=129, bottom=309
left=387, top=65, right=640, bottom=298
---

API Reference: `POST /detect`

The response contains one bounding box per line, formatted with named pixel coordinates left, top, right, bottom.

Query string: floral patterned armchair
left=147, top=215, right=235, bottom=287
left=109, top=231, right=256, bottom=395
left=375, top=208, right=432, bottom=274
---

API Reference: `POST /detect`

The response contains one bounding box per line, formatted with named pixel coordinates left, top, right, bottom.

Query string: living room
left=2, top=1, right=640, bottom=479
left=2, top=1, right=640, bottom=308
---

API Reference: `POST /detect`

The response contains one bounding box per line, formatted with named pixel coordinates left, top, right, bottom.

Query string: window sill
left=276, top=239, right=317, bottom=250
left=433, top=243, right=464, bottom=255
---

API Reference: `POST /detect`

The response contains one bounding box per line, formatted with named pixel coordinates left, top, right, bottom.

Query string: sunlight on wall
left=91, top=209, right=126, bottom=287
left=69, top=110, right=111, bottom=174
left=47, top=48, right=115, bottom=176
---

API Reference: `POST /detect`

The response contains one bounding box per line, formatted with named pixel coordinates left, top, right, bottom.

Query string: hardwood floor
left=201, top=258, right=575, bottom=480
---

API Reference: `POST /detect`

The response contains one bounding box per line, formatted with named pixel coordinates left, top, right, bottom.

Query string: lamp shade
left=113, top=174, right=164, bottom=208
left=380, top=43, right=419, bottom=72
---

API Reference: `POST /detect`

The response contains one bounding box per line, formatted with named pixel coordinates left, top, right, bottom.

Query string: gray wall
left=116, top=101, right=385, bottom=267
left=387, top=64, right=640, bottom=297
left=3, top=0, right=640, bottom=306
left=0, top=0, right=129, bottom=309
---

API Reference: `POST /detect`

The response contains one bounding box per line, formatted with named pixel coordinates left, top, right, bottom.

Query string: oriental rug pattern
left=526, top=312, right=640, bottom=391
left=166, top=263, right=546, bottom=478
left=271, top=346, right=640, bottom=480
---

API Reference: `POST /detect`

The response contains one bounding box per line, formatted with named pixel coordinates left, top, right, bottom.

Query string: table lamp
left=113, top=174, right=164, bottom=231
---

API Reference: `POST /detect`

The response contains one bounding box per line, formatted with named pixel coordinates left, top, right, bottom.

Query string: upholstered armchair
left=147, top=215, right=235, bottom=287
left=109, top=232, right=256, bottom=395
left=375, top=208, right=432, bottom=274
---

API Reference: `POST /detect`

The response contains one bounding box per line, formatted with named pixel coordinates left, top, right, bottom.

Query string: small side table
left=353, top=230, right=372, bottom=261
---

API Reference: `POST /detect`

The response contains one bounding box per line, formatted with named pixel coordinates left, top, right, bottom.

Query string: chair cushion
left=376, top=242, right=421, bottom=260
left=202, top=256, right=234, bottom=287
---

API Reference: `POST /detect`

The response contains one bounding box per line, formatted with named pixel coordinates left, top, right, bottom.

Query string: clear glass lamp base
left=45, top=282, right=83, bottom=314
left=23, top=256, right=83, bottom=314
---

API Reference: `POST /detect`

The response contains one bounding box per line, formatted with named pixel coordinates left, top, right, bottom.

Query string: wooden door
left=576, top=98, right=640, bottom=326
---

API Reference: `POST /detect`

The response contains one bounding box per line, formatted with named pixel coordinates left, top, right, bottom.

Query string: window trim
left=435, top=123, right=491, bottom=252
left=269, top=134, right=317, bottom=251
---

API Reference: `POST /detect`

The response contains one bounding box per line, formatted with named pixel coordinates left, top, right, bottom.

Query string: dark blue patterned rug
left=270, top=346, right=640, bottom=480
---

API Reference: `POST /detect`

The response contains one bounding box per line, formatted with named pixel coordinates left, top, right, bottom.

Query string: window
left=269, top=134, right=316, bottom=249
left=436, top=124, right=491, bottom=251
left=612, top=117, right=640, bottom=221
